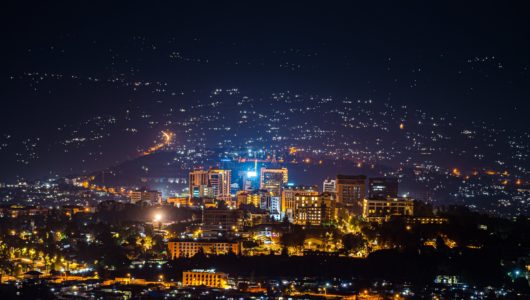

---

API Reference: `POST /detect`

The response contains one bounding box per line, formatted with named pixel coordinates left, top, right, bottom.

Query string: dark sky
left=1, top=1, right=529, bottom=179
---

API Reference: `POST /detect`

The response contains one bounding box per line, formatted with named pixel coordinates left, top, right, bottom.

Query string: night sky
left=1, top=2, right=529, bottom=180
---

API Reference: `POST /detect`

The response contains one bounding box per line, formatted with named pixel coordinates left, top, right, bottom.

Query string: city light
left=154, top=213, right=162, bottom=222
left=1, top=2, right=529, bottom=299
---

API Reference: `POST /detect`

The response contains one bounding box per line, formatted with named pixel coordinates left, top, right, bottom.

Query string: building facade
left=130, top=189, right=161, bottom=205
left=368, top=177, right=398, bottom=199
left=322, top=179, right=336, bottom=193
left=281, top=185, right=319, bottom=221
left=202, top=208, right=242, bottom=236
left=182, top=269, right=228, bottom=288
left=259, top=168, right=288, bottom=196
left=168, top=240, right=240, bottom=259
left=336, top=175, right=366, bottom=214
left=362, top=197, right=414, bottom=222
left=294, top=193, right=334, bottom=225
left=189, top=169, right=232, bottom=202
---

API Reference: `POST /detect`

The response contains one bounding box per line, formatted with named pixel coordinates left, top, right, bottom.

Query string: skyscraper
left=336, top=174, right=366, bottom=214
left=259, top=167, right=288, bottom=196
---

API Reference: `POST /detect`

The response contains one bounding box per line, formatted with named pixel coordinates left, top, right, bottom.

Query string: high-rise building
left=281, top=185, right=319, bottom=220
left=259, top=167, right=288, bottom=196
left=336, top=175, right=366, bottom=214
left=323, top=178, right=336, bottom=193
left=362, top=197, right=414, bottom=222
left=368, top=177, right=398, bottom=199
left=189, top=169, right=231, bottom=202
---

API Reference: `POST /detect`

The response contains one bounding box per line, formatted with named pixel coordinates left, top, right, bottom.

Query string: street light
left=154, top=213, right=163, bottom=230
left=154, top=213, right=162, bottom=222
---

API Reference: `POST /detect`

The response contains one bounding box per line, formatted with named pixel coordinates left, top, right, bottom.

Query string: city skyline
left=1, top=2, right=529, bottom=299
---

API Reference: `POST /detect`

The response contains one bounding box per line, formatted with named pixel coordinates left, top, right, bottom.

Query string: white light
left=247, top=171, right=257, bottom=178
left=154, top=213, right=162, bottom=222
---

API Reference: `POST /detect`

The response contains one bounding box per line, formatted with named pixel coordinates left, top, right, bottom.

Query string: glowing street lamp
left=154, top=213, right=162, bottom=222
left=154, top=213, right=163, bottom=230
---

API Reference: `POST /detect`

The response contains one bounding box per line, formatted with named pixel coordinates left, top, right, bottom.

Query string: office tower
left=368, top=177, right=398, bottom=199
left=323, top=178, right=336, bottom=193
left=362, top=197, right=414, bottom=222
left=336, top=175, right=366, bottom=214
left=189, top=169, right=231, bottom=201
left=281, top=185, right=319, bottom=220
left=259, top=167, right=288, bottom=196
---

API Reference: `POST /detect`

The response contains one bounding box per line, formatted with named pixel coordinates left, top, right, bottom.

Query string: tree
left=0, top=249, right=15, bottom=283
left=342, top=233, right=366, bottom=253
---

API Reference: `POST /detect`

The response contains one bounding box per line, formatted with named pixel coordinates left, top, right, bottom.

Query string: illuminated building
left=189, top=169, right=232, bottom=202
left=236, top=190, right=261, bottom=208
left=0, top=205, right=50, bottom=218
left=130, top=189, right=162, bottom=205
left=202, top=208, right=242, bottom=236
left=294, top=193, right=334, bottom=225
left=281, top=185, right=319, bottom=221
left=403, top=216, right=449, bottom=225
left=336, top=175, right=366, bottom=214
left=168, top=240, right=240, bottom=258
left=182, top=269, right=228, bottom=288
left=322, top=178, right=336, bottom=193
left=267, top=196, right=281, bottom=220
left=368, top=177, right=398, bottom=199
left=166, top=196, right=190, bottom=207
left=259, top=167, right=288, bottom=196
left=362, top=197, right=414, bottom=222
left=240, top=158, right=259, bottom=191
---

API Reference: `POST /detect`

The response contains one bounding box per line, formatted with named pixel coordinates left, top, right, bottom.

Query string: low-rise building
left=182, top=269, right=228, bottom=288
left=167, top=239, right=240, bottom=259
left=362, top=197, right=414, bottom=222
left=167, top=196, right=190, bottom=207
left=130, top=189, right=161, bottom=205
